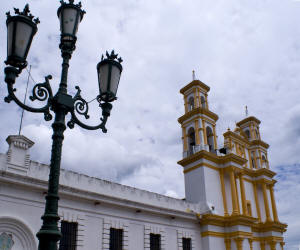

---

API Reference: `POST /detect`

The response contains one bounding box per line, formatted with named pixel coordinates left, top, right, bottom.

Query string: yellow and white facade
left=178, top=79, right=287, bottom=250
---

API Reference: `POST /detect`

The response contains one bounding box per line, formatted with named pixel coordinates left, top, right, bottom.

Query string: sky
left=1, top=0, right=300, bottom=249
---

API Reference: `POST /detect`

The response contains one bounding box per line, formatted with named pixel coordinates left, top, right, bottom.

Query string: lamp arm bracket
left=67, top=110, right=108, bottom=133
left=67, top=87, right=112, bottom=133
left=4, top=74, right=53, bottom=121
left=72, top=86, right=90, bottom=119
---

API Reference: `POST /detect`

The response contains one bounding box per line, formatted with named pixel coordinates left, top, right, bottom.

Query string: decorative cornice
left=243, top=168, right=276, bottom=179
left=236, top=116, right=261, bottom=127
left=223, top=130, right=249, bottom=145
left=252, top=221, right=287, bottom=233
left=178, top=107, right=219, bottom=124
left=200, top=214, right=257, bottom=227
left=201, top=230, right=252, bottom=238
left=250, top=139, right=269, bottom=149
left=180, top=80, right=210, bottom=94
left=178, top=150, right=247, bottom=167
left=6, top=135, right=34, bottom=150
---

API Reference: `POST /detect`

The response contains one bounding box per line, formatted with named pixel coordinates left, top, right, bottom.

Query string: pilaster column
left=260, top=241, right=266, bottom=250
left=235, top=176, right=241, bottom=214
left=213, top=125, right=218, bottom=150
left=202, top=119, right=208, bottom=145
left=224, top=238, right=231, bottom=250
left=193, top=88, right=197, bottom=108
left=184, top=96, right=188, bottom=113
left=220, top=169, right=229, bottom=216
left=196, top=88, right=200, bottom=108
left=259, top=150, right=263, bottom=168
left=205, top=93, right=209, bottom=109
left=270, top=185, right=279, bottom=222
left=234, top=237, right=244, bottom=250
left=280, top=242, right=285, bottom=250
left=248, top=150, right=253, bottom=169
left=239, top=174, right=247, bottom=215
left=194, top=120, right=200, bottom=145
left=248, top=239, right=253, bottom=250
left=269, top=241, right=277, bottom=250
left=183, top=127, right=188, bottom=152
left=262, top=182, right=272, bottom=222
left=229, top=169, right=239, bottom=215
left=253, top=183, right=261, bottom=222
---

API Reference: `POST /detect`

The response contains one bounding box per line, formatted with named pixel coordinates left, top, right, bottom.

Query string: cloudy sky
left=1, top=0, right=300, bottom=248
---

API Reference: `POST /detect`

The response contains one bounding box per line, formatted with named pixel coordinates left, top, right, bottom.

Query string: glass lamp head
left=97, top=50, right=123, bottom=103
left=5, top=4, right=39, bottom=70
left=57, top=0, right=85, bottom=50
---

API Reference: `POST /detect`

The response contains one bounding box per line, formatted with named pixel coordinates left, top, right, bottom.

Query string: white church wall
left=129, top=223, right=144, bottom=249
left=243, top=239, right=250, bottom=250
left=84, top=215, right=103, bottom=250
left=0, top=168, right=204, bottom=250
left=203, top=167, right=224, bottom=215
left=257, top=184, right=266, bottom=222
left=231, top=240, right=237, bottom=250
left=252, top=241, right=260, bottom=250
left=164, top=227, right=177, bottom=250
left=244, top=180, right=257, bottom=218
left=184, top=166, right=206, bottom=203
left=208, top=236, right=226, bottom=250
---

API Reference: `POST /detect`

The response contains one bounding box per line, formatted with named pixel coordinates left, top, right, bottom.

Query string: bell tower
left=178, top=79, right=219, bottom=158
left=177, top=76, right=287, bottom=250
left=177, top=78, right=222, bottom=208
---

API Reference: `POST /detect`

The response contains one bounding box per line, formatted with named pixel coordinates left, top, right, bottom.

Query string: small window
left=150, top=233, right=161, bottom=250
left=59, top=221, right=78, bottom=250
left=200, top=96, right=206, bottom=108
left=182, top=237, right=192, bottom=250
left=110, top=228, right=123, bottom=250
left=188, top=97, right=194, bottom=111
left=251, top=152, right=256, bottom=169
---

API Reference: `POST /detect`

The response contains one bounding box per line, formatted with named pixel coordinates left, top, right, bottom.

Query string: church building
left=0, top=78, right=287, bottom=250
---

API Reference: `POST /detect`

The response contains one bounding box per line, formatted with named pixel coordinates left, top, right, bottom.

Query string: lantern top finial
left=59, top=0, right=85, bottom=12
left=101, top=50, right=123, bottom=64
left=6, top=4, right=40, bottom=24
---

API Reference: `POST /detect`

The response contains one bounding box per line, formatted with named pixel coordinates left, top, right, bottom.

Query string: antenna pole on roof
left=192, top=70, right=196, bottom=80
left=18, top=65, right=31, bottom=135
left=245, top=105, right=248, bottom=117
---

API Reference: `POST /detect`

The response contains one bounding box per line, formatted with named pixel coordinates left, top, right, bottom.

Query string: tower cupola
left=178, top=79, right=219, bottom=157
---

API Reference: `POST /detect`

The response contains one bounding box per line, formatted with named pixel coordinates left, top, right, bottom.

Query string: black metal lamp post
left=3, top=2, right=123, bottom=250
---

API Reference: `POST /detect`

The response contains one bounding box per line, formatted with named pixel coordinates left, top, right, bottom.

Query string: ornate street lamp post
left=3, top=2, right=123, bottom=250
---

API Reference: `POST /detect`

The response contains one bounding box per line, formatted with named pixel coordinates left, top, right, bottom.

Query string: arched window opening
left=251, top=152, right=256, bottom=169
left=200, top=96, right=206, bottom=109
left=188, top=97, right=194, bottom=111
left=262, top=154, right=267, bottom=168
left=245, top=129, right=250, bottom=139
left=206, top=126, right=214, bottom=153
left=188, top=127, right=195, bottom=155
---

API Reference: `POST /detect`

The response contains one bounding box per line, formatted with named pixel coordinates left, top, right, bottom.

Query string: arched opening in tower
left=206, top=126, right=215, bottom=153
left=188, top=127, right=195, bottom=155
left=245, top=129, right=250, bottom=139
left=188, top=97, right=194, bottom=111
left=200, top=96, right=206, bottom=109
